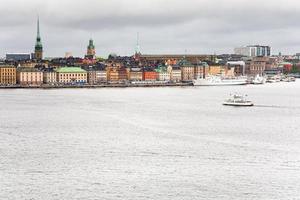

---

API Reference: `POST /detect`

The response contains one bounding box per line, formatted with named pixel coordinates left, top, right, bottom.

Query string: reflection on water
left=1, top=82, right=300, bottom=200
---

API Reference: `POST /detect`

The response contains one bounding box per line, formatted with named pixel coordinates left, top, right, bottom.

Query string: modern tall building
left=86, top=39, right=96, bottom=59
left=34, top=17, right=43, bottom=60
left=234, top=45, right=271, bottom=57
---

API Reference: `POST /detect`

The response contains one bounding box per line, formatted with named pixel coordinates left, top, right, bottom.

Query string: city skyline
left=1, top=0, right=300, bottom=57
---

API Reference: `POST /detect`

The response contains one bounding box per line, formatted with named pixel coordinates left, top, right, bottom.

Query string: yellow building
left=209, top=66, right=222, bottom=75
left=0, top=65, right=17, bottom=85
left=57, top=67, right=87, bottom=84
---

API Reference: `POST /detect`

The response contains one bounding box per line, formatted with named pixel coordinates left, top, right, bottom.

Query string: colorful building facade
left=143, top=70, right=157, bottom=81
left=0, top=65, right=17, bottom=85
left=57, top=67, right=87, bottom=84
left=17, top=67, right=43, bottom=86
left=106, top=63, right=128, bottom=82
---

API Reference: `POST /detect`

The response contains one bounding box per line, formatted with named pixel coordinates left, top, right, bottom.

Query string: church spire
left=135, top=32, right=140, bottom=54
left=37, top=16, right=40, bottom=38
left=34, top=16, right=43, bottom=60
left=86, top=39, right=96, bottom=59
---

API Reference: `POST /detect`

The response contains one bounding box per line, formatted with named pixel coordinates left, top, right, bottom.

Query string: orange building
left=143, top=71, right=158, bottom=81
left=106, top=63, right=128, bottom=82
left=208, top=66, right=222, bottom=75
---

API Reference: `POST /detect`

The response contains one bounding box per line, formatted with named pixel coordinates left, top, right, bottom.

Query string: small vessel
left=282, top=76, right=296, bottom=82
left=223, top=94, right=254, bottom=107
left=267, top=75, right=281, bottom=83
left=193, top=76, right=248, bottom=86
left=252, top=74, right=266, bottom=84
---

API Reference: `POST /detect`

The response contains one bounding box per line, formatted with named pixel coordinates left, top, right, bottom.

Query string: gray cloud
left=1, top=0, right=300, bottom=57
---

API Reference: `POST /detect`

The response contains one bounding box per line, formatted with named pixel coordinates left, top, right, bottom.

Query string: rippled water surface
left=1, top=82, right=300, bottom=200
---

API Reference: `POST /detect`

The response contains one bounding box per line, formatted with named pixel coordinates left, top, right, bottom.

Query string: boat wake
left=254, top=105, right=294, bottom=109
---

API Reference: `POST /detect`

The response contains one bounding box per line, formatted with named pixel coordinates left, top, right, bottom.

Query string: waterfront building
left=265, top=57, right=279, bottom=70
left=17, top=67, right=43, bottom=86
left=87, top=70, right=97, bottom=85
left=208, top=65, right=222, bottom=75
left=0, top=65, right=17, bottom=85
left=106, top=63, right=128, bottom=82
left=43, top=68, right=57, bottom=84
left=170, top=66, right=182, bottom=82
left=194, top=62, right=209, bottom=79
left=96, top=70, right=107, bottom=83
left=279, top=62, right=293, bottom=73
left=143, top=68, right=158, bottom=81
left=234, top=45, right=271, bottom=57
left=129, top=68, right=143, bottom=81
left=86, top=39, right=96, bottom=59
left=227, top=61, right=246, bottom=76
left=179, top=59, right=195, bottom=81
left=34, top=17, right=43, bottom=60
left=86, top=66, right=107, bottom=84
left=57, top=67, right=87, bottom=84
left=6, top=53, right=31, bottom=61
left=245, top=56, right=269, bottom=75
left=156, top=65, right=170, bottom=81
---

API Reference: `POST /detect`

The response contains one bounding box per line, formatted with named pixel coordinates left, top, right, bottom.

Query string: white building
left=170, top=66, right=182, bottom=82
left=234, top=45, right=271, bottom=57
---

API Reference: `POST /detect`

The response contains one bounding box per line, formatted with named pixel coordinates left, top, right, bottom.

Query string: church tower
left=34, top=17, right=43, bottom=60
left=86, top=39, right=96, bottom=59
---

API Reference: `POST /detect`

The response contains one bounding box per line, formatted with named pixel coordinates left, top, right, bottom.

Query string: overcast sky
left=0, top=0, right=299, bottom=58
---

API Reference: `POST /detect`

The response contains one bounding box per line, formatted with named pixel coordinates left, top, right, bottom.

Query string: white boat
left=193, top=76, right=247, bottom=86
left=267, top=75, right=281, bottom=83
left=223, top=94, right=254, bottom=107
left=252, top=74, right=266, bottom=84
left=282, top=76, right=296, bottom=82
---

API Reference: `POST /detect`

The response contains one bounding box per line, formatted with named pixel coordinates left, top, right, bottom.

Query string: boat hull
left=223, top=102, right=254, bottom=107
left=193, top=80, right=247, bottom=86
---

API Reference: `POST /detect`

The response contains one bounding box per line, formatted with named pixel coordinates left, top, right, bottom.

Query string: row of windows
left=60, top=74, right=86, bottom=77
left=250, top=67, right=265, bottom=70
left=0, top=69, right=15, bottom=72
left=0, top=73, right=15, bottom=76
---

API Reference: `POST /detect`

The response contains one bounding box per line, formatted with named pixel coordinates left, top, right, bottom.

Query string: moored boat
left=267, top=75, right=281, bottom=83
left=282, top=76, right=296, bottom=82
left=252, top=74, right=266, bottom=84
left=193, top=76, right=248, bottom=86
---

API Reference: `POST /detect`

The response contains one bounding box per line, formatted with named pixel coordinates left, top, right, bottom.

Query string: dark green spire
left=35, top=17, right=43, bottom=51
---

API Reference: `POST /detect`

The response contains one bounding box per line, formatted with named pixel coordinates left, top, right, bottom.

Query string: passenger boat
left=223, top=94, right=254, bottom=107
